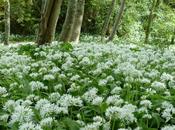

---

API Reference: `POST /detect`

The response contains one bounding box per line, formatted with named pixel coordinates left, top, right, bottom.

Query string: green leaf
left=60, top=43, right=73, bottom=52
left=63, top=118, right=80, bottom=130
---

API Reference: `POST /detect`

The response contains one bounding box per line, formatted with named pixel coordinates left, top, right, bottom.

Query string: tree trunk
left=171, top=28, right=175, bottom=44
left=4, top=0, right=10, bottom=45
left=70, top=0, right=85, bottom=43
left=107, top=0, right=125, bottom=42
left=37, top=0, right=63, bottom=45
left=101, top=0, right=116, bottom=40
left=60, top=0, right=77, bottom=42
left=145, top=0, right=160, bottom=44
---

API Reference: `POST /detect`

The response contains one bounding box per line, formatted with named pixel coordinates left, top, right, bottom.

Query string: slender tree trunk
left=145, top=0, right=160, bottom=44
left=101, top=0, right=116, bottom=40
left=171, top=28, right=175, bottom=44
left=60, top=0, right=77, bottom=42
left=107, top=0, right=125, bottom=42
left=70, top=0, right=85, bottom=43
left=4, top=0, right=10, bottom=45
left=37, top=0, right=63, bottom=45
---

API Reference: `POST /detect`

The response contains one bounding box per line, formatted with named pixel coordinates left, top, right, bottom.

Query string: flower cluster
left=0, top=42, right=175, bottom=129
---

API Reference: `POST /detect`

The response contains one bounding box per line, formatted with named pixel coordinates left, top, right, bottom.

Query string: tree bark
left=144, top=0, right=160, bottom=44
left=60, top=0, right=77, bottom=42
left=107, top=0, right=125, bottom=42
left=37, top=0, right=63, bottom=45
left=101, top=0, right=116, bottom=40
left=171, top=28, right=175, bottom=44
left=70, top=0, right=85, bottom=43
left=4, top=0, right=10, bottom=45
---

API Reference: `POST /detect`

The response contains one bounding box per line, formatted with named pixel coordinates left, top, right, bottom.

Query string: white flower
left=92, top=96, right=103, bottom=105
left=40, top=117, right=53, bottom=128
left=142, top=114, right=152, bottom=119
left=70, top=75, right=80, bottom=81
left=29, top=81, right=47, bottom=92
left=151, top=81, right=166, bottom=91
left=106, top=95, right=123, bottom=106
left=105, top=104, right=137, bottom=124
left=83, top=88, right=98, bottom=103
left=3, top=100, right=16, bottom=112
left=54, top=84, right=62, bottom=91
left=50, top=67, right=61, bottom=74
left=161, top=73, right=173, bottom=82
left=29, top=73, right=39, bottom=79
left=111, top=86, right=122, bottom=94
left=35, top=99, right=50, bottom=110
left=0, top=86, right=8, bottom=97
left=76, top=120, right=85, bottom=126
left=93, top=116, right=104, bottom=123
left=140, top=100, right=152, bottom=109
left=39, top=103, right=55, bottom=118
left=58, top=94, right=83, bottom=107
left=9, top=105, right=34, bottom=125
left=26, top=94, right=40, bottom=102
left=98, top=79, right=107, bottom=86
left=19, top=122, right=43, bottom=130
left=161, top=101, right=175, bottom=122
left=49, top=92, right=60, bottom=102
left=22, top=100, right=33, bottom=107
left=161, top=125, right=175, bottom=130
left=67, top=83, right=80, bottom=92
left=106, top=75, right=114, bottom=82
left=140, top=78, right=150, bottom=84
left=80, top=122, right=101, bottom=130
left=43, top=74, right=55, bottom=81
left=80, top=57, right=91, bottom=65
left=0, top=114, right=9, bottom=122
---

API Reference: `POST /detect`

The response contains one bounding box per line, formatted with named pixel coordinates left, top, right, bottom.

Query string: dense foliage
left=0, top=0, right=175, bottom=44
left=1, top=41, right=175, bottom=129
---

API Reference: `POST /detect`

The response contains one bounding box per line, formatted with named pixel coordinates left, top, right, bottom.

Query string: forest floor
left=0, top=42, right=175, bottom=130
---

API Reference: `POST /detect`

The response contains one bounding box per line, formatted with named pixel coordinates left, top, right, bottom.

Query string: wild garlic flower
left=54, top=84, right=63, bottom=91
left=43, top=74, right=55, bottom=81
left=110, top=86, right=122, bottom=94
left=29, top=81, right=47, bottom=92
left=0, top=114, right=9, bottom=122
left=140, top=100, right=152, bottom=109
left=3, top=100, right=16, bottom=112
left=40, top=117, right=53, bottom=128
left=105, top=104, right=137, bottom=124
left=151, top=81, right=166, bottom=91
left=161, top=125, right=175, bottom=130
left=19, top=122, right=43, bottom=130
left=161, top=73, right=173, bottom=82
left=98, top=79, right=108, bottom=86
left=92, top=96, right=103, bottom=105
left=82, top=88, right=98, bottom=103
left=0, top=86, right=8, bottom=97
left=49, top=92, right=60, bottom=102
left=106, top=95, right=123, bottom=106
left=80, top=57, right=91, bottom=65
left=35, top=99, right=50, bottom=110
left=161, top=101, right=175, bottom=122
left=9, top=105, right=34, bottom=125
left=58, top=94, right=83, bottom=107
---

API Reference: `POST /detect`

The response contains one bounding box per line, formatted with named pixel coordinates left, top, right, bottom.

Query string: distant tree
left=101, top=0, right=116, bottom=40
left=4, top=0, right=10, bottom=45
left=171, top=28, right=175, bottom=44
left=60, top=0, right=77, bottom=42
left=107, top=0, right=125, bottom=42
left=70, top=0, right=85, bottom=43
left=144, top=0, right=160, bottom=44
left=37, top=0, right=63, bottom=45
